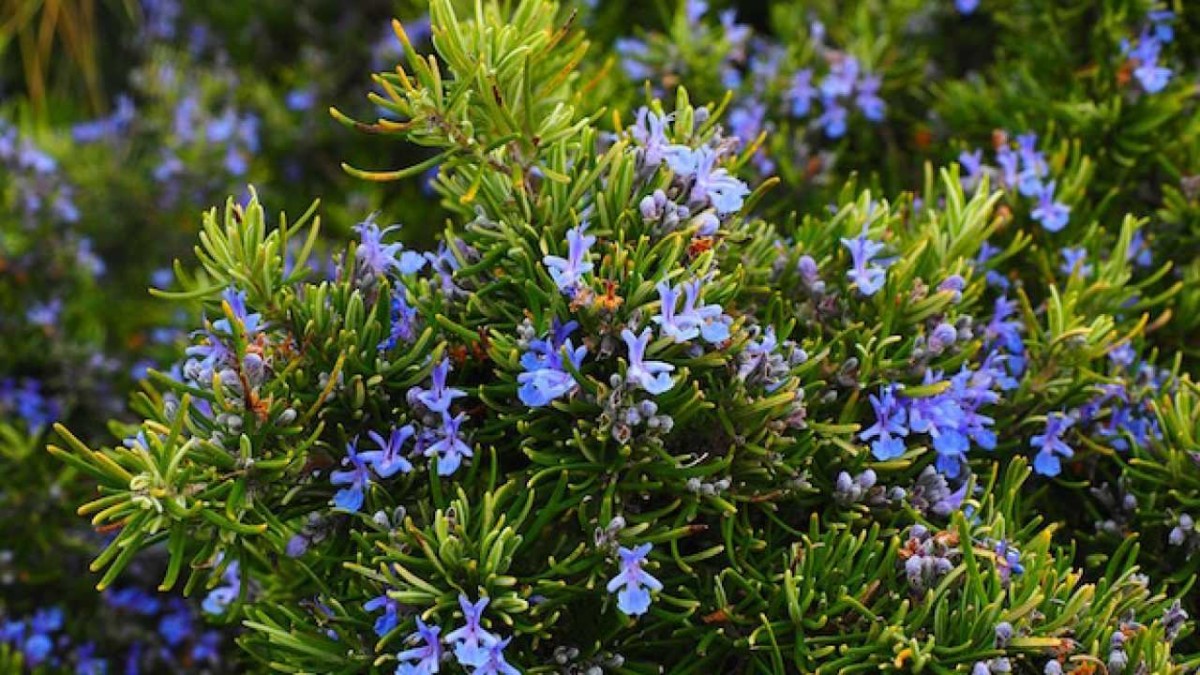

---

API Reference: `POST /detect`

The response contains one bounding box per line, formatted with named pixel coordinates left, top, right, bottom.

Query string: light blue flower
left=361, top=426, right=416, bottom=478
left=424, top=412, right=473, bottom=476
left=621, top=328, right=675, bottom=395
left=330, top=441, right=372, bottom=512
left=543, top=224, right=596, bottom=295
left=606, top=543, right=662, bottom=616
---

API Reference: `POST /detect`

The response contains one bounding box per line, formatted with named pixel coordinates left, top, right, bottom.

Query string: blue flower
left=361, top=425, right=416, bottom=478
left=543, top=224, right=596, bottom=296
left=1125, top=27, right=1172, bottom=94
left=958, top=149, right=985, bottom=191
left=424, top=412, right=473, bottom=476
left=446, top=595, right=500, bottom=666
left=202, top=560, right=241, bottom=615
left=630, top=108, right=673, bottom=168
left=365, top=594, right=401, bottom=637
left=856, top=74, right=885, bottom=122
left=395, top=617, right=443, bottom=675
left=518, top=322, right=587, bottom=407
left=158, top=608, right=192, bottom=647
left=666, top=145, right=751, bottom=214
left=615, top=37, right=652, bottom=81
left=956, top=0, right=979, bottom=14
left=1031, top=412, right=1074, bottom=477
left=1031, top=181, right=1069, bottom=232
left=470, top=637, right=520, bottom=675
left=820, top=56, right=859, bottom=99
left=354, top=215, right=427, bottom=280
left=992, top=540, right=1024, bottom=582
left=682, top=279, right=731, bottom=344
left=380, top=290, right=420, bottom=350
left=74, top=642, right=107, bottom=675
left=861, top=385, right=909, bottom=460
left=1134, top=56, right=1172, bottom=94
left=816, top=99, right=848, bottom=138
left=412, top=358, right=467, bottom=414
left=23, top=633, right=52, bottom=666
left=841, top=225, right=892, bottom=297
left=191, top=631, right=221, bottom=663
left=606, top=543, right=663, bottom=616
left=621, top=328, right=675, bottom=395
left=652, top=280, right=698, bottom=343
left=1148, top=10, right=1175, bottom=43
left=216, top=286, right=263, bottom=335
left=1127, top=230, right=1153, bottom=268
left=286, top=87, right=316, bottom=112
left=1059, top=247, right=1091, bottom=277
left=425, top=240, right=468, bottom=299
left=1015, top=132, right=1047, bottom=197
left=331, top=440, right=373, bottom=512
left=787, top=69, right=816, bottom=117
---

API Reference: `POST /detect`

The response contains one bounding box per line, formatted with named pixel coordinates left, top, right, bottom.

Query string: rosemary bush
left=0, top=0, right=1196, bottom=673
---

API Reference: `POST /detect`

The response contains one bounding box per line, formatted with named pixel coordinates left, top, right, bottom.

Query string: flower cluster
left=389, top=595, right=519, bottom=675
left=959, top=131, right=1070, bottom=232
left=1120, top=11, right=1176, bottom=94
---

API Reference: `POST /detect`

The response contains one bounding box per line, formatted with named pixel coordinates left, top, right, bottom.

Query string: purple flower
left=666, top=145, right=751, bottom=214
left=445, top=595, right=500, bottom=666
left=606, top=543, right=662, bottom=616
left=412, top=358, right=467, bottom=414
left=985, top=295, right=1025, bottom=357
left=652, top=280, right=697, bottom=343
left=860, top=385, right=909, bottom=460
left=518, top=322, right=587, bottom=407
left=395, top=617, right=443, bottom=674
left=202, top=560, right=241, bottom=615
left=1127, top=230, right=1153, bottom=267
left=1059, top=247, right=1091, bottom=277
left=365, top=594, right=401, bottom=637
left=1125, top=28, right=1172, bottom=93
left=1148, top=10, right=1175, bottom=43
left=816, top=99, right=848, bottom=138
left=820, top=56, right=859, bottom=99
left=856, top=74, right=885, bottom=122
left=996, top=145, right=1020, bottom=189
left=470, top=637, right=520, bottom=675
left=841, top=225, right=892, bottom=297
left=1031, top=181, right=1070, bottom=232
left=1031, top=412, right=1074, bottom=477
left=25, top=298, right=62, bottom=328
left=1134, top=57, right=1172, bottom=93
left=380, top=290, right=420, bottom=350
left=621, top=328, right=675, bottom=395
left=424, top=412, right=473, bottom=476
left=158, top=607, right=192, bottom=646
left=355, top=215, right=427, bottom=279
left=361, top=425, right=416, bottom=478
left=1015, top=133, right=1047, bottom=197
left=993, top=540, right=1024, bottom=582
left=615, top=38, right=652, bottom=81
left=216, top=286, right=263, bottom=335
left=788, top=69, right=817, bottom=117
left=630, top=108, right=673, bottom=168
left=652, top=279, right=728, bottom=344
left=286, top=87, right=316, bottom=112
left=958, top=149, right=985, bottom=191
left=331, top=441, right=372, bottom=512
left=543, top=224, right=596, bottom=295
left=956, top=0, right=979, bottom=14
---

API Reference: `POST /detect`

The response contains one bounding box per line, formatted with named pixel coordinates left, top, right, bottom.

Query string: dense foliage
left=2, top=0, right=1199, bottom=673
